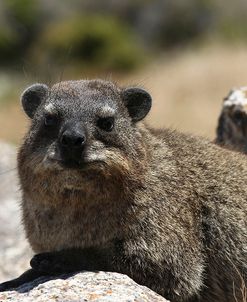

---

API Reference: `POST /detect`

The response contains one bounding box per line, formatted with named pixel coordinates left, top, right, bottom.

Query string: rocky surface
left=0, top=141, right=32, bottom=281
left=0, top=141, right=169, bottom=301
left=0, top=271, right=168, bottom=302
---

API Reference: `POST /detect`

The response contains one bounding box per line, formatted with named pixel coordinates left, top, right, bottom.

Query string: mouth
left=45, top=152, right=104, bottom=170
left=46, top=154, right=85, bottom=170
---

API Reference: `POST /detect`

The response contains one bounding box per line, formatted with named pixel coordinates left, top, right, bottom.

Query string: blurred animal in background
left=216, top=87, right=247, bottom=153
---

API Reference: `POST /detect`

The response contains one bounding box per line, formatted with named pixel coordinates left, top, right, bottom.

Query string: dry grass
left=123, top=43, right=247, bottom=139
left=0, top=103, right=28, bottom=144
left=2, top=44, right=247, bottom=143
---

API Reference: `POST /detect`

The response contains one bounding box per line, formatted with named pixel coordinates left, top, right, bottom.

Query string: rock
left=0, top=141, right=32, bottom=281
left=0, top=271, right=168, bottom=302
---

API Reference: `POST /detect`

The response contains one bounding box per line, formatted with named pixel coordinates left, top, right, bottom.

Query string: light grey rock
left=0, top=141, right=32, bottom=281
left=0, top=271, right=168, bottom=302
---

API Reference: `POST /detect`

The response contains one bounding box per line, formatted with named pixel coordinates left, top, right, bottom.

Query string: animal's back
left=151, top=128, right=247, bottom=301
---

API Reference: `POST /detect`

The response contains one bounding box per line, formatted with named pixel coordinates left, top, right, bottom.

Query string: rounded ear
left=122, top=87, right=152, bottom=122
left=21, top=83, right=49, bottom=118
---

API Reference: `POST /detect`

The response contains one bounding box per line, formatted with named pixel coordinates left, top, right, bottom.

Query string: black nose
left=59, top=123, right=86, bottom=166
left=61, top=129, right=85, bottom=148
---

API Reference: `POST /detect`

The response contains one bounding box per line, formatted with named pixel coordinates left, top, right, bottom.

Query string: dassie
left=1, top=79, right=247, bottom=302
left=216, top=87, right=247, bottom=153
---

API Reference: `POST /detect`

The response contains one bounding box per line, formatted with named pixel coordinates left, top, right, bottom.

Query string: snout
left=59, top=122, right=86, bottom=166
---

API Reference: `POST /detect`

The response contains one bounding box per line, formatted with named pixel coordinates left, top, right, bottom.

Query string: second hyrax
left=216, top=87, right=247, bottom=153
left=1, top=79, right=247, bottom=301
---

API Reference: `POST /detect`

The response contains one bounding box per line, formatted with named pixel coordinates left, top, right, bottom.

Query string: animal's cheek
left=83, top=140, right=106, bottom=163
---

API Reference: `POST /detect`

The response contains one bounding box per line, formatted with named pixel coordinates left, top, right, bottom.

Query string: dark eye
left=44, top=114, right=58, bottom=127
left=97, top=117, right=114, bottom=132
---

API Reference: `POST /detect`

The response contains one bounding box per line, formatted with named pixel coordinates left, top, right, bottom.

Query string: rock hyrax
left=1, top=79, right=247, bottom=302
left=216, top=87, right=247, bottom=153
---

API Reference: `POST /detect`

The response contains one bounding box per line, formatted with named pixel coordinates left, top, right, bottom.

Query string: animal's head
left=18, top=80, right=151, bottom=191
left=216, top=87, right=247, bottom=153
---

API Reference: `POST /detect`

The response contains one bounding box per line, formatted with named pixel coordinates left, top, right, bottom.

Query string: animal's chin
left=41, top=157, right=105, bottom=191
left=57, top=159, right=87, bottom=170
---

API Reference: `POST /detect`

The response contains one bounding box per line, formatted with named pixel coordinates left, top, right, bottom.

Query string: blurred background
left=1, top=0, right=247, bottom=143
left=1, top=0, right=247, bottom=282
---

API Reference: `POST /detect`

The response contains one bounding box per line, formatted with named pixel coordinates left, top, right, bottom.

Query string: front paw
left=0, top=279, right=20, bottom=292
left=31, top=253, right=65, bottom=274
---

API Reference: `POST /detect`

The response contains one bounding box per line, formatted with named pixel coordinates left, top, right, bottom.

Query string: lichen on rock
left=0, top=271, right=168, bottom=302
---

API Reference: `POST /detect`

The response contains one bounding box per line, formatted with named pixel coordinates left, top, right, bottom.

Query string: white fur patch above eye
left=44, top=103, right=55, bottom=113
left=224, top=87, right=247, bottom=107
left=99, top=105, right=115, bottom=117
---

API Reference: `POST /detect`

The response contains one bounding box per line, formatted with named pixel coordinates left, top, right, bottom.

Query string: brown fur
left=14, top=80, right=247, bottom=301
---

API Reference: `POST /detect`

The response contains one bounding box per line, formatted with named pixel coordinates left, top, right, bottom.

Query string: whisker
left=0, top=167, right=17, bottom=176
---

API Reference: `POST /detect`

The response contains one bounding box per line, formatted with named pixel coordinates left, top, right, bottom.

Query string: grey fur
left=3, top=80, right=247, bottom=301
